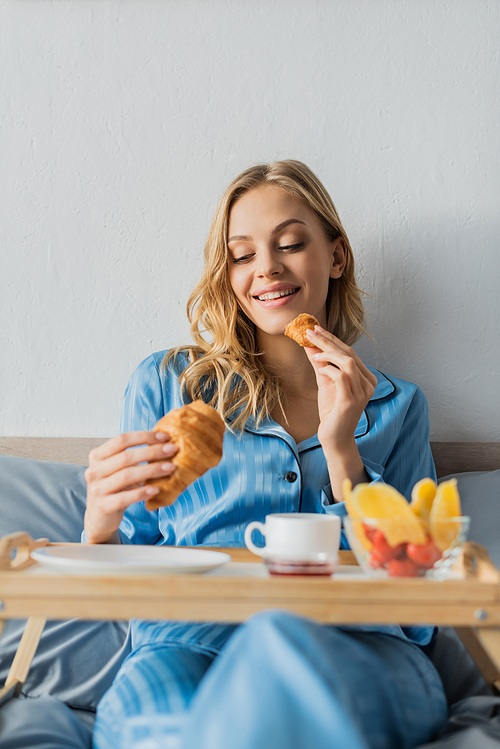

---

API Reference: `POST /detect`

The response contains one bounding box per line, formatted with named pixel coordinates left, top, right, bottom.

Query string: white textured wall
left=1, top=0, right=499, bottom=440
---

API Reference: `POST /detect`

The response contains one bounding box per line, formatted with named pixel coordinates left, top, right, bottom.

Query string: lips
left=255, top=288, right=299, bottom=302
left=250, top=286, right=301, bottom=311
left=252, top=284, right=300, bottom=301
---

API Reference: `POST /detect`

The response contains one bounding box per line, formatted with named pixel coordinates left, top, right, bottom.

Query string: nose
left=257, top=248, right=283, bottom=279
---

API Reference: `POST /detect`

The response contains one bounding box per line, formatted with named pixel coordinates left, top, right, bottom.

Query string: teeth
left=257, top=289, right=297, bottom=301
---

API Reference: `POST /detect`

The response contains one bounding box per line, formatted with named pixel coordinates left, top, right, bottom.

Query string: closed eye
left=230, top=242, right=305, bottom=263
left=231, top=254, right=254, bottom=264
left=278, top=242, right=305, bottom=251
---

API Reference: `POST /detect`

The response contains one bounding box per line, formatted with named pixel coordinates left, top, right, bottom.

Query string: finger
left=318, top=366, right=354, bottom=402
left=307, top=328, right=377, bottom=385
left=317, top=363, right=358, bottom=395
left=86, top=441, right=179, bottom=483
left=306, top=330, right=356, bottom=369
left=306, top=325, right=351, bottom=350
left=307, top=329, right=359, bottom=364
left=318, top=363, right=374, bottom=404
left=89, top=459, right=177, bottom=497
left=88, top=431, right=172, bottom=465
left=317, top=356, right=367, bottom=392
left=89, top=485, right=162, bottom=523
left=307, top=325, right=356, bottom=357
left=311, top=350, right=364, bottom=384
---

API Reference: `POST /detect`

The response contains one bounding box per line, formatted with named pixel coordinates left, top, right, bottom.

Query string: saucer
left=264, top=556, right=337, bottom=576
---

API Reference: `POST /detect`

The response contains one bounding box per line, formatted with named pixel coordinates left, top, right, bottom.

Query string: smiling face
left=227, top=185, right=346, bottom=341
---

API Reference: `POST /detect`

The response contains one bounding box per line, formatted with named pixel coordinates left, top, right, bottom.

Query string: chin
left=259, top=323, right=296, bottom=339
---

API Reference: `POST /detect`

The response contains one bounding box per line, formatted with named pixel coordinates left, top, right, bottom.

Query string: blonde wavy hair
left=164, top=159, right=366, bottom=430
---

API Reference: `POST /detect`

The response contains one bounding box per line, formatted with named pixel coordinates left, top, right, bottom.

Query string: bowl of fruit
left=342, top=477, right=470, bottom=579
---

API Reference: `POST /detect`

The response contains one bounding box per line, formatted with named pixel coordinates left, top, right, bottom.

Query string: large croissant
left=145, top=401, right=225, bottom=510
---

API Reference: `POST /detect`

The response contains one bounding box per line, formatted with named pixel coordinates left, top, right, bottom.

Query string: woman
left=85, top=161, right=447, bottom=749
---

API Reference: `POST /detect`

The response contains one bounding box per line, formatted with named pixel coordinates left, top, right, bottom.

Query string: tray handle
left=457, top=542, right=500, bottom=583
left=0, top=532, right=49, bottom=571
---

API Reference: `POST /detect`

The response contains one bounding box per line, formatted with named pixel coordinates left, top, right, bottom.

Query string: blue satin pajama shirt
left=115, top=350, right=437, bottom=655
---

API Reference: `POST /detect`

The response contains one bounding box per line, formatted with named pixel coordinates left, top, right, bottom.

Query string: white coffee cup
left=244, top=513, right=341, bottom=564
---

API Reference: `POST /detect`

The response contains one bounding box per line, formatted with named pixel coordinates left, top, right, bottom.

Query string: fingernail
left=155, top=432, right=168, bottom=441
left=145, top=486, right=159, bottom=496
left=162, top=444, right=177, bottom=455
left=314, top=325, right=325, bottom=333
left=161, top=462, right=175, bottom=472
left=306, top=328, right=317, bottom=338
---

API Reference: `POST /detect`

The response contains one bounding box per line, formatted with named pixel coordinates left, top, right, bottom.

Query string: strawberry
left=387, top=558, right=422, bottom=577
left=371, top=530, right=406, bottom=564
left=362, top=523, right=378, bottom=542
left=406, top=540, right=442, bottom=569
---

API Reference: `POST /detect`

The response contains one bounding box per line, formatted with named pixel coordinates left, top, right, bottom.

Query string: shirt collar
left=368, top=367, right=396, bottom=401
left=243, top=367, right=395, bottom=442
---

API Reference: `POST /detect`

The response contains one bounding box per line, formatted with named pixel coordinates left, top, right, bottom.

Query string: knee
left=246, top=608, right=298, bottom=632
left=238, top=609, right=316, bottom=650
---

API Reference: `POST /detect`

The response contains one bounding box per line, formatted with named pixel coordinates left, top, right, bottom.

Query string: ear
left=329, top=236, right=347, bottom=279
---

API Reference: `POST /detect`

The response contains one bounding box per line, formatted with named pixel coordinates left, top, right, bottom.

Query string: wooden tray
left=1, top=533, right=500, bottom=704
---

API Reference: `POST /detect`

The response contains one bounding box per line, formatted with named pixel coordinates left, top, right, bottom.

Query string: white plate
left=31, top=545, right=231, bottom=576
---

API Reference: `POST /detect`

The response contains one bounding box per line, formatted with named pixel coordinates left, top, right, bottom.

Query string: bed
left=1, top=438, right=499, bottom=475
left=0, top=438, right=500, bottom=748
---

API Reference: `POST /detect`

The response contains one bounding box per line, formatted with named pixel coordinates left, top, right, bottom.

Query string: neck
left=258, top=331, right=317, bottom=397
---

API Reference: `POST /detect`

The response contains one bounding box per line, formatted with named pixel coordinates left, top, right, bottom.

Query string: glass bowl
left=343, top=516, right=470, bottom=579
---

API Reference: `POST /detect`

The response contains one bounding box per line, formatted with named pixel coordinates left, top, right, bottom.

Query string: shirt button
left=284, top=471, right=298, bottom=483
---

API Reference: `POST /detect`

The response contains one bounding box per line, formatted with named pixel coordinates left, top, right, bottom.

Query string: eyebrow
left=227, top=218, right=306, bottom=244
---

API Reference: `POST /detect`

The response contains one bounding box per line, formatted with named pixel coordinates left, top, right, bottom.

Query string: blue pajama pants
left=93, top=611, right=448, bottom=749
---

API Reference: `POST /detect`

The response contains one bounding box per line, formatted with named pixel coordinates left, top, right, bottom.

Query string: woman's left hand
left=304, top=325, right=377, bottom=472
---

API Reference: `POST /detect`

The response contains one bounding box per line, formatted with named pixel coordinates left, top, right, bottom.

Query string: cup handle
left=244, top=521, right=266, bottom=556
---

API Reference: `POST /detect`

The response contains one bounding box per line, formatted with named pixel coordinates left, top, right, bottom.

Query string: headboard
left=0, top=438, right=499, bottom=478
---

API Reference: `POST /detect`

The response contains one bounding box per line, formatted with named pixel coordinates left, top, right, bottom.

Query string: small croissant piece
left=145, top=401, right=225, bottom=510
left=284, top=313, right=320, bottom=347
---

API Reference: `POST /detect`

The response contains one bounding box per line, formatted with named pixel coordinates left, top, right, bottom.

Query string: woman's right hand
left=83, top=431, right=178, bottom=544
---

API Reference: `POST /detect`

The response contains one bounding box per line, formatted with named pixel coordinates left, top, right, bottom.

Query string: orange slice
left=410, top=478, right=437, bottom=520
left=429, top=478, right=462, bottom=551
left=346, top=482, right=427, bottom=547
left=342, top=479, right=373, bottom=551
